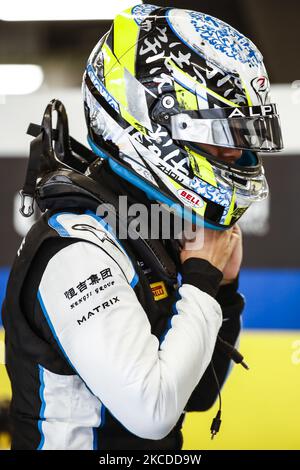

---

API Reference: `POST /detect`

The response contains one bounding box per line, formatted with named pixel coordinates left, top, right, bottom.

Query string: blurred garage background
left=0, top=0, right=300, bottom=450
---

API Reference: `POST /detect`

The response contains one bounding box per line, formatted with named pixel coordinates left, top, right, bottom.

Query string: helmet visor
left=171, top=111, right=283, bottom=152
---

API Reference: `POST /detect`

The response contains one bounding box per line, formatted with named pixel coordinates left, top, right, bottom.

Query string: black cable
left=209, top=339, right=249, bottom=439
left=217, top=335, right=249, bottom=370
left=210, top=361, right=222, bottom=440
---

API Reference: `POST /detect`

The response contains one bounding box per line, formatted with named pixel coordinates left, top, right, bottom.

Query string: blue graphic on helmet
left=190, top=177, right=232, bottom=207
left=188, top=11, right=262, bottom=68
left=131, top=4, right=158, bottom=26
left=86, top=65, right=119, bottom=113
left=190, top=176, right=233, bottom=223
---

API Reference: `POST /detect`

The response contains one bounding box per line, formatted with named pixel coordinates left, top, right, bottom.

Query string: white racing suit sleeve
left=38, top=241, right=222, bottom=440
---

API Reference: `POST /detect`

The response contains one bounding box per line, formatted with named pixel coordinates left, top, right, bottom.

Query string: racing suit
left=2, top=164, right=244, bottom=450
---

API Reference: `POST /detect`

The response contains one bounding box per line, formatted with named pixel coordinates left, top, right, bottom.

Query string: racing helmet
left=82, top=3, right=284, bottom=230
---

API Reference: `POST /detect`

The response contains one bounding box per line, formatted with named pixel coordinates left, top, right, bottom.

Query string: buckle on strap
left=19, top=190, right=34, bottom=218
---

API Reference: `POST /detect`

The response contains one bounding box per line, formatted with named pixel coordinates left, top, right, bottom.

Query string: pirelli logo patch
left=150, top=281, right=168, bottom=301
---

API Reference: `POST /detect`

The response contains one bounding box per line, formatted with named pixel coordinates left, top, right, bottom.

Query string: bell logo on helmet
left=177, top=189, right=205, bottom=209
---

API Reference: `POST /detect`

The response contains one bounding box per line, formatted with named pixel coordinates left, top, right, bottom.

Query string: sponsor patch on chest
left=150, top=281, right=168, bottom=301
